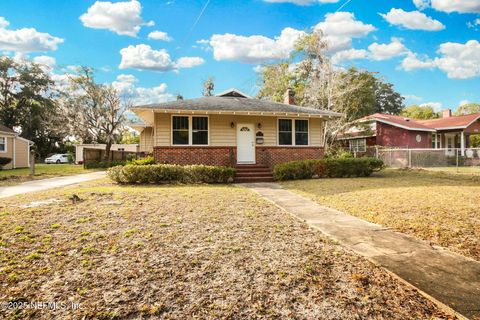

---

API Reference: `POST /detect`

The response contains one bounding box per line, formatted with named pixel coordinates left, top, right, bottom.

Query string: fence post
left=456, top=150, right=459, bottom=172
left=408, top=149, right=412, bottom=168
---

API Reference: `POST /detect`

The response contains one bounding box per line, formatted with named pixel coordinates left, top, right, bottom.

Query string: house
left=339, top=110, right=480, bottom=156
left=130, top=88, right=342, bottom=168
left=74, top=144, right=139, bottom=164
left=0, top=124, right=33, bottom=169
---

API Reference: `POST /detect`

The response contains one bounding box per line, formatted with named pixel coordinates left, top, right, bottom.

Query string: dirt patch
left=0, top=181, right=454, bottom=319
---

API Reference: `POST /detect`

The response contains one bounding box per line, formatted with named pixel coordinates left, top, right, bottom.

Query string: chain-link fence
left=376, top=148, right=480, bottom=169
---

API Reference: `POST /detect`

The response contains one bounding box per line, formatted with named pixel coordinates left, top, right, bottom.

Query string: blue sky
left=0, top=0, right=479, bottom=111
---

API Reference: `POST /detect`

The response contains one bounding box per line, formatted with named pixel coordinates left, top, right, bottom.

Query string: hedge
left=126, top=156, right=156, bottom=166
left=0, top=157, right=12, bottom=169
left=107, top=164, right=236, bottom=184
left=273, top=157, right=384, bottom=181
left=84, top=160, right=126, bottom=169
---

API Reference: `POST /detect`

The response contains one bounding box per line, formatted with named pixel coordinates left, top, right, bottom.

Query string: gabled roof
left=131, top=95, right=342, bottom=118
left=215, top=88, right=252, bottom=98
left=417, top=112, right=480, bottom=130
left=0, top=124, right=15, bottom=134
left=359, top=113, right=436, bottom=132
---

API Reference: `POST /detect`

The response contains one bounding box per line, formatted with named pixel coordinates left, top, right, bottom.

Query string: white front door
left=237, top=123, right=255, bottom=164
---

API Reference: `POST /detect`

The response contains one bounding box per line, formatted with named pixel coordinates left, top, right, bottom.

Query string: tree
left=202, top=77, right=215, bottom=96
left=257, top=31, right=402, bottom=146
left=119, top=129, right=140, bottom=144
left=0, top=56, right=67, bottom=158
left=373, top=81, right=404, bottom=114
left=400, top=105, right=439, bottom=120
left=454, top=103, right=480, bottom=115
left=64, top=67, right=127, bottom=161
left=176, top=94, right=184, bottom=101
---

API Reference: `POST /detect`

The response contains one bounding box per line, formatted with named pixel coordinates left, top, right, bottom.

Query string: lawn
left=0, top=180, right=451, bottom=319
left=0, top=164, right=99, bottom=186
left=420, top=166, right=480, bottom=175
left=281, top=169, right=480, bottom=261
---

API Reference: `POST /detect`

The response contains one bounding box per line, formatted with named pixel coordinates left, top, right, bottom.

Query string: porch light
left=230, top=122, right=235, bottom=128
left=257, top=123, right=262, bottom=129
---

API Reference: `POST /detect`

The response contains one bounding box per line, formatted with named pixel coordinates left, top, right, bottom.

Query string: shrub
left=107, top=164, right=236, bottom=184
left=84, top=160, right=126, bottom=169
left=126, top=156, right=156, bottom=166
left=273, top=157, right=384, bottom=181
left=0, top=157, right=12, bottom=169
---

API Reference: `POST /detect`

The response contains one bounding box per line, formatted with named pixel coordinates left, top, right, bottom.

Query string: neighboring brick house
left=339, top=110, right=480, bottom=156
left=130, top=88, right=341, bottom=168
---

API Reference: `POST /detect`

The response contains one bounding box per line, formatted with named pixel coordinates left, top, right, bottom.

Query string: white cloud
left=380, top=8, right=445, bottom=31
left=33, top=55, right=56, bottom=68
left=0, top=17, right=9, bottom=28
left=331, top=48, right=368, bottom=64
left=0, top=17, right=63, bottom=53
left=263, top=0, right=340, bottom=4
left=431, top=0, right=480, bottom=13
left=401, top=52, right=436, bottom=71
left=175, top=56, right=205, bottom=68
left=467, top=18, right=480, bottom=28
left=80, top=0, right=154, bottom=36
left=412, top=0, right=480, bottom=13
left=314, top=12, right=376, bottom=52
left=413, top=0, right=430, bottom=10
left=401, top=40, right=480, bottom=79
left=148, top=30, right=172, bottom=41
left=368, top=38, right=409, bottom=61
left=119, top=44, right=204, bottom=71
left=421, top=102, right=442, bottom=112
left=206, top=27, right=305, bottom=63
left=403, top=94, right=423, bottom=102
left=434, top=40, right=480, bottom=79
left=459, top=99, right=471, bottom=106
left=111, top=74, right=174, bottom=105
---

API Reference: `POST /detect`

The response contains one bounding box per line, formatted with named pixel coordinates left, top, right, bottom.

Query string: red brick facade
left=153, top=146, right=324, bottom=168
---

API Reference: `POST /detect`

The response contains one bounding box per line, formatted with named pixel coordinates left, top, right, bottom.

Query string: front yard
left=0, top=164, right=99, bottom=186
left=0, top=180, right=450, bottom=319
left=281, top=169, right=480, bottom=261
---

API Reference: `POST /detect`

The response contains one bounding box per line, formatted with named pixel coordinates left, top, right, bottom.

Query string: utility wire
left=180, top=0, right=211, bottom=48
left=336, top=0, right=354, bottom=11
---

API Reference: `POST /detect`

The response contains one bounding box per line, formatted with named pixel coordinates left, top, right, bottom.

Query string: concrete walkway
left=0, top=171, right=106, bottom=199
left=244, top=182, right=480, bottom=319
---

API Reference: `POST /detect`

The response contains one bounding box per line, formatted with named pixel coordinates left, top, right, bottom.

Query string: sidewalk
left=244, top=182, right=480, bottom=319
left=0, top=171, right=106, bottom=199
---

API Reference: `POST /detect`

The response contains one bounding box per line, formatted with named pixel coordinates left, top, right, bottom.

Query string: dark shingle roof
left=0, top=124, right=15, bottom=134
left=132, top=96, right=342, bottom=117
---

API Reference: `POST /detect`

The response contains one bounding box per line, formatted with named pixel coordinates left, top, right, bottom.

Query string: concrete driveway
left=0, top=171, right=106, bottom=199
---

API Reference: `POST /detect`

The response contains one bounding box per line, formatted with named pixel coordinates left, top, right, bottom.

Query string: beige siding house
left=131, top=89, right=341, bottom=169
left=0, top=125, right=33, bottom=169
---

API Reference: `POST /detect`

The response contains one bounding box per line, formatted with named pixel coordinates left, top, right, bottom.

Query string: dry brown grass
left=281, top=168, right=480, bottom=261
left=0, top=179, right=452, bottom=319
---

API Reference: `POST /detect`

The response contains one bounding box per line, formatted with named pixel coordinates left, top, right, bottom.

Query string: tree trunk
left=105, top=142, right=112, bottom=163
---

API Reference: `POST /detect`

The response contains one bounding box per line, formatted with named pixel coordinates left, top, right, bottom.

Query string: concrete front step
left=235, top=176, right=275, bottom=183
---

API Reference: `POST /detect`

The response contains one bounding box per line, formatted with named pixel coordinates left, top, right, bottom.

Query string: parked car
left=45, top=154, right=70, bottom=164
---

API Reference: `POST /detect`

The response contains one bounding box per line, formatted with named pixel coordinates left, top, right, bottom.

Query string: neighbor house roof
left=359, top=113, right=436, bottom=132
left=0, top=124, right=16, bottom=135
left=131, top=96, right=342, bottom=118
left=417, top=112, right=480, bottom=130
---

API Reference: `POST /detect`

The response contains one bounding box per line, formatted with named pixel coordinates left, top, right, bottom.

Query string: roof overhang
left=369, top=118, right=436, bottom=132
left=130, top=107, right=340, bottom=119
left=337, top=134, right=376, bottom=140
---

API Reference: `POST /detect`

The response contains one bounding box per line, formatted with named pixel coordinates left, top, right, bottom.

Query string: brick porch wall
left=153, top=146, right=236, bottom=167
left=153, top=146, right=324, bottom=168
left=256, top=147, right=324, bottom=168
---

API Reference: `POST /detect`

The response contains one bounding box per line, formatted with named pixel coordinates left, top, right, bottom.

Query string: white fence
left=376, top=148, right=480, bottom=168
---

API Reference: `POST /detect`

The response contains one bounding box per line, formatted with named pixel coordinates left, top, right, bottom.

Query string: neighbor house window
left=172, top=116, right=209, bottom=145
left=432, top=133, right=441, bottom=149
left=0, top=137, right=5, bottom=152
left=349, top=138, right=366, bottom=152
left=278, top=119, right=309, bottom=146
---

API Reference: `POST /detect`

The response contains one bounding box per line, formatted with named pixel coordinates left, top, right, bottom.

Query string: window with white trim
left=0, top=137, right=5, bottom=152
left=349, top=138, right=366, bottom=152
left=172, top=116, right=208, bottom=145
left=278, top=119, right=309, bottom=146
left=432, top=133, right=441, bottom=149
